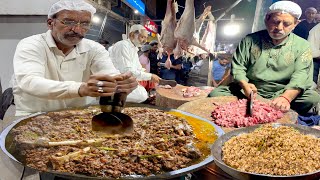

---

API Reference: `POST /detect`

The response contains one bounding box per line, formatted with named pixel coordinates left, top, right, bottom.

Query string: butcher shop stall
left=1, top=0, right=320, bottom=180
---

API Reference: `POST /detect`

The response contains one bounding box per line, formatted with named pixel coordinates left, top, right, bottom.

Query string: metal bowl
left=1, top=105, right=224, bottom=180
left=211, top=123, right=320, bottom=180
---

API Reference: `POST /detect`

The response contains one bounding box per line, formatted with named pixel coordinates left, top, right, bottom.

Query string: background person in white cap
left=109, top=24, right=161, bottom=103
left=209, top=0, right=320, bottom=115
left=12, top=0, right=138, bottom=116
left=293, top=7, right=318, bottom=40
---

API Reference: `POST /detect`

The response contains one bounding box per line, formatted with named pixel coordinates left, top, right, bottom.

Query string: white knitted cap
left=129, top=24, right=146, bottom=33
left=267, top=1, right=302, bottom=19
left=48, top=0, right=96, bottom=18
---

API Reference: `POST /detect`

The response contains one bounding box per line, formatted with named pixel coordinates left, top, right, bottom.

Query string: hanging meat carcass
left=200, top=13, right=216, bottom=53
left=191, top=6, right=212, bottom=55
left=174, top=0, right=209, bottom=58
left=195, top=6, right=212, bottom=42
left=159, top=0, right=178, bottom=69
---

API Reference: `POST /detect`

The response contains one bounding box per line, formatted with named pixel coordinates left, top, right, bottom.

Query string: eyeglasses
left=55, top=19, right=92, bottom=30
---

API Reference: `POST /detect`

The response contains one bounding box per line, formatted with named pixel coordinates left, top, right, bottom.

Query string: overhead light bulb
left=224, top=23, right=240, bottom=36
left=134, top=10, right=139, bottom=14
left=92, top=16, right=100, bottom=24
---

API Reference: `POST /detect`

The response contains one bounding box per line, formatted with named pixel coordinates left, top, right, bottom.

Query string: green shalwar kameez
left=209, top=30, right=320, bottom=115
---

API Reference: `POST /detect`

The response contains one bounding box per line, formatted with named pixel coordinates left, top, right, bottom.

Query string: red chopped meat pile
left=211, top=99, right=284, bottom=127
left=182, top=86, right=201, bottom=98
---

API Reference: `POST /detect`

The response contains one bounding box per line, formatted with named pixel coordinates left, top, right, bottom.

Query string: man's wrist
left=279, top=95, right=291, bottom=104
left=78, top=83, right=85, bottom=97
left=238, top=80, right=249, bottom=89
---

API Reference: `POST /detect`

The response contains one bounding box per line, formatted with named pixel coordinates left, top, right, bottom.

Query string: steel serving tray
left=211, top=123, right=320, bottom=180
left=1, top=104, right=224, bottom=179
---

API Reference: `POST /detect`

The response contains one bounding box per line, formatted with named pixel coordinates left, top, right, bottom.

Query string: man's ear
left=294, top=19, right=301, bottom=27
left=47, top=19, right=54, bottom=30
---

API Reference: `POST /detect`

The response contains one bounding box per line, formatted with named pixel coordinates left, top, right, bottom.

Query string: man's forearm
left=281, top=89, right=301, bottom=102
left=238, top=80, right=249, bottom=89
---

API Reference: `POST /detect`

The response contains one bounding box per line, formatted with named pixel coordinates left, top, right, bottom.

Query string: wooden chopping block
left=177, top=96, right=298, bottom=133
left=155, top=84, right=208, bottom=109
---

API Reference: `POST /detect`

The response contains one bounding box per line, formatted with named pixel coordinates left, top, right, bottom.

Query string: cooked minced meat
left=11, top=107, right=204, bottom=178
left=222, top=124, right=320, bottom=176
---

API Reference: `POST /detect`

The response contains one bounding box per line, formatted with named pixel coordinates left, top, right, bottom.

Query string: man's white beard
left=269, top=32, right=288, bottom=40
left=132, top=35, right=142, bottom=47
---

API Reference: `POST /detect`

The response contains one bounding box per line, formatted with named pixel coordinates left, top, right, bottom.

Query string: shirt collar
left=45, top=30, right=57, bottom=48
left=45, top=30, right=90, bottom=54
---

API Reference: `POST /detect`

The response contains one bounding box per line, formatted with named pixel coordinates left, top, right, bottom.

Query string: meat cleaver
left=159, top=79, right=177, bottom=87
left=247, top=91, right=254, bottom=116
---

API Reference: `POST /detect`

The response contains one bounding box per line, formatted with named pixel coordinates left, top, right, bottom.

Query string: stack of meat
left=212, top=99, right=284, bottom=127
left=181, top=86, right=201, bottom=98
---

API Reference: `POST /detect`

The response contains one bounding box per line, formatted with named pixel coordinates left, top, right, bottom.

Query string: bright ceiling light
left=92, top=16, right=100, bottom=24
left=134, top=10, right=139, bottom=14
left=224, top=23, right=240, bottom=36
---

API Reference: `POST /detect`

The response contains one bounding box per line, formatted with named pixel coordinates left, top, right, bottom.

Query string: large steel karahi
left=0, top=104, right=224, bottom=179
left=212, top=123, right=320, bottom=180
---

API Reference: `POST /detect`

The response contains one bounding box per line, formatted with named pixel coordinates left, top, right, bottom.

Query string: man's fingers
left=116, top=77, right=137, bottom=85
left=117, top=82, right=138, bottom=90
left=250, top=86, right=258, bottom=93
left=272, top=100, right=290, bottom=112
left=113, top=75, right=124, bottom=81
left=114, top=72, right=133, bottom=81
left=87, top=81, right=117, bottom=88
left=88, top=92, right=115, bottom=97
left=90, top=74, right=117, bottom=82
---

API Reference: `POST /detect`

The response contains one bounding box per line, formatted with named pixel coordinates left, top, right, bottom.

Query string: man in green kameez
left=209, top=1, right=320, bottom=115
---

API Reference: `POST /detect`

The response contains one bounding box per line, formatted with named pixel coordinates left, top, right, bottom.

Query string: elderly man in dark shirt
left=293, top=7, right=317, bottom=39
left=148, top=40, right=160, bottom=75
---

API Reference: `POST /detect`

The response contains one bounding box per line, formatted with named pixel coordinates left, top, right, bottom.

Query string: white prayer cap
left=48, top=0, right=96, bottom=18
left=267, top=1, right=302, bottom=19
left=141, top=44, right=151, bottom=52
left=129, top=24, right=146, bottom=33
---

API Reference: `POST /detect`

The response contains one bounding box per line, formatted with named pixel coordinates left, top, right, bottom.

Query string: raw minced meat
left=212, top=99, right=283, bottom=127
left=222, top=124, right=320, bottom=176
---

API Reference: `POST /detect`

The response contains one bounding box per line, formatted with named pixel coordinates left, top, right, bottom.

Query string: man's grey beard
left=132, top=35, right=142, bottom=48
left=268, top=30, right=292, bottom=40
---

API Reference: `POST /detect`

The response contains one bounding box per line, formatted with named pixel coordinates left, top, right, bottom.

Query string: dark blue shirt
left=293, top=20, right=317, bottom=40
left=160, top=54, right=182, bottom=81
